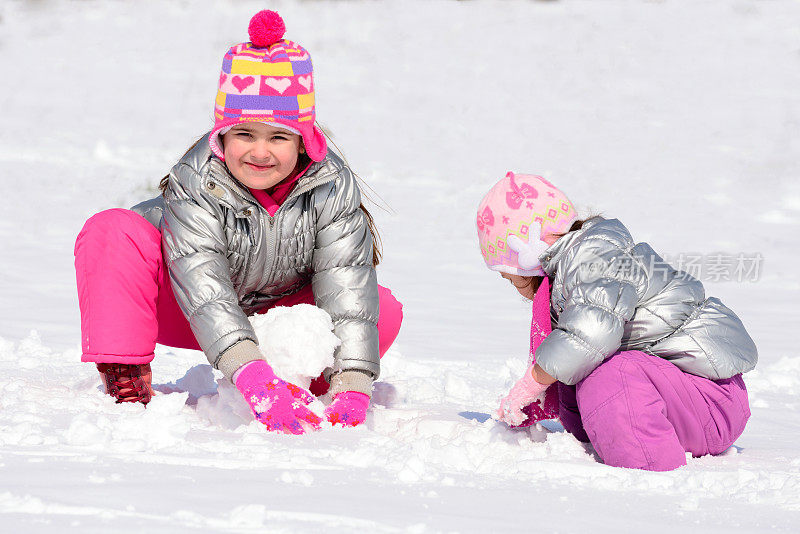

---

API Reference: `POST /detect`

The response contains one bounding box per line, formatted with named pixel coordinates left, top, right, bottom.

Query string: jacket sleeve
left=535, top=241, right=642, bottom=385
left=311, top=166, right=380, bottom=379
left=160, top=162, right=257, bottom=369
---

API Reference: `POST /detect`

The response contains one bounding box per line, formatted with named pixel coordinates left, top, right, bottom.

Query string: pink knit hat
left=209, top=10, right=327, bottom=162
left=477, top=172, right=578, bottom=276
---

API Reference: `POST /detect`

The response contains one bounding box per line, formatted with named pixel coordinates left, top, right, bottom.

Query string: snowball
left=248, top=304, right=341, bottom=389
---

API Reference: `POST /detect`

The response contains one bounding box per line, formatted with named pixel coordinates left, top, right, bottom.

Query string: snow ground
left=1, top=0, right=799, bottom=532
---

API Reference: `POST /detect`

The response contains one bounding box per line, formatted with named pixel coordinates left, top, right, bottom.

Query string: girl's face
left=500, top=273, right=538, bottom=301
left=222, top=122, right=303, bottom=190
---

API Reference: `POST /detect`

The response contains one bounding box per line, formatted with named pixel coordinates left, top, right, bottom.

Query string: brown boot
left=96, top=363, right=154, bottom=405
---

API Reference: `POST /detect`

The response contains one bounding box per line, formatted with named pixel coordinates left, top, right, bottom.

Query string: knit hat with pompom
left=477, top=172, right=577, bottom=276
left=209, top=10, right=327, bottom=162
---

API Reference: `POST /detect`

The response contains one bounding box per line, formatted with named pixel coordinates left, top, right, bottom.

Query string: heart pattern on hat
left=298, top=75, right=312, bottom=92
left=232, top=75, right=255, bottom=93
left=264, top=77, right=292, bottom=94
left=211, top=10, right=327, bottom=162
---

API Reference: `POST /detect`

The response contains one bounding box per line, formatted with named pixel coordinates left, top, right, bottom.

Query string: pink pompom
left=248, top=10, right=286, bottom=48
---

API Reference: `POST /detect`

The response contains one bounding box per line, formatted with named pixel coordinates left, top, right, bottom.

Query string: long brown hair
left=159, top=132, right=383, bottom=267
left=158, top=135, right=205, bottom=194
left=554, top=218, right=587, bottom=239
left=317, top=123, right=384, bottom=268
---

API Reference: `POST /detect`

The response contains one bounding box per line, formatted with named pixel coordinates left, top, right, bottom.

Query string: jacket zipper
left=264, top=215, right=277, bottom=284
left=260, top=172, right=339, bottom=283
left=207, top=158, right=339, bottom=284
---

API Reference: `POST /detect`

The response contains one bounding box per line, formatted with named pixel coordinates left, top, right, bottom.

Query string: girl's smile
left=245, top=162, right=276, bottom=171
left=222, top=122, right=303, bottom=190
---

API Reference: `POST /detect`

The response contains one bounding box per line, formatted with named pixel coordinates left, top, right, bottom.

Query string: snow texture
left=1, top=0, right=799, bottom=533
left=249, top=304, right=339, bottom=390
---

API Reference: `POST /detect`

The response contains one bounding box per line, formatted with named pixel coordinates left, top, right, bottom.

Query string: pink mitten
left=324, top=391, right=369, bottom=427
left=513, top=383, right=560, bottom=428
left=497, top=366, right=550, bottom=427
left=234, top=360, right=322, bottom=434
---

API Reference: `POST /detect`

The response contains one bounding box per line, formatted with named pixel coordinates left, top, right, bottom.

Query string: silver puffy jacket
left=132, top=135, right=379, bottom=385
left=536, top=217, right=757, bottom=385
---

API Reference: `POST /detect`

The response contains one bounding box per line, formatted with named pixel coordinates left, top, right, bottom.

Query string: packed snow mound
left=248, top=304, right=340, bottom=389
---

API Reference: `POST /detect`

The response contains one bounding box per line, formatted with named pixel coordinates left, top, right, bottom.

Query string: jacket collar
left=182, top=133, right=341, bottom=212
left=539, top=216, right=605, bottom=275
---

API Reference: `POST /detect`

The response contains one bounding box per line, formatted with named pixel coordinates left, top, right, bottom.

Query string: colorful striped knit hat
left=209, top=10, right=327, bottom=162
left=477, top=172, right=577, bottom=276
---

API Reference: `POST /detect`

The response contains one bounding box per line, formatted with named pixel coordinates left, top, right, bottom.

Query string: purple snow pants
left=558, top=350, right=750, bottom=471
left=74, top=208, right=403, bottom=364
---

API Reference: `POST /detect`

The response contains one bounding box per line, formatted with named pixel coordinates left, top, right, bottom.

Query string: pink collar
left=248, top=160, right=313, bottom=216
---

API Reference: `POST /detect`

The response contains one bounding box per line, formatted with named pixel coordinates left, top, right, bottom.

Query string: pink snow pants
left=75, top=208, right=403, bottom=365
left=558, top=350, right=750, bottom=471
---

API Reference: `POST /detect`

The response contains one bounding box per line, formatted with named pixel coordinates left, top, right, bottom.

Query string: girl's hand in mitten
left=497, top=365, right=551, bottom=427
left=234, top=360, right=322, bottom=434
left=324, top=391, right=370, bottom=427
left=513, top=383, right=560, bottom=428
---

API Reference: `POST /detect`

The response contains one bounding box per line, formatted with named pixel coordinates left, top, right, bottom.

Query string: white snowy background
left=2, top=0, right=799, bottom=532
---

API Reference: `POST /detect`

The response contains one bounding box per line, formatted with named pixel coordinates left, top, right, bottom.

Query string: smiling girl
left=223, top=123, right=304, bottom=190
left=74, top=10, right=402, bottom=433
